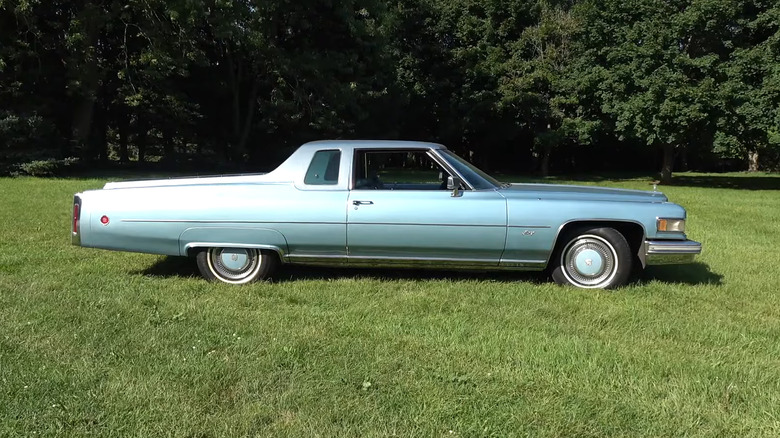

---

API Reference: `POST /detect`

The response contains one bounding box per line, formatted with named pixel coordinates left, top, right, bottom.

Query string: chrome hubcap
left=561, top=235, right=617, bottom=288
left=208, top=248, right=261, bottom=283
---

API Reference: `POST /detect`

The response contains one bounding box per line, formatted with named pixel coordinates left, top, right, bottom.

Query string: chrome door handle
left=352, top=200, right=374, bottom=206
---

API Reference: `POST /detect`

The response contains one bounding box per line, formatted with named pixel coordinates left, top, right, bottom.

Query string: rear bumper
left=644, top=239, right=702, bottom=265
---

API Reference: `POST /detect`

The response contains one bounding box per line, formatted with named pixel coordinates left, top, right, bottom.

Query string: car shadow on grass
left=137, top=256, right=722, bottom=287
left=134, top=256, right=548, bottom=284
left=667, top=174, right=780, bottom=191
left=273, top=266, right=551, bottom=284
left=638, top=262, right=723, bottom=286
left=135, top=256, right=200, bottom=279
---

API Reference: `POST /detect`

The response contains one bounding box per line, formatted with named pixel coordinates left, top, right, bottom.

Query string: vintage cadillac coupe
left=71, top=140, right=702, bottom=289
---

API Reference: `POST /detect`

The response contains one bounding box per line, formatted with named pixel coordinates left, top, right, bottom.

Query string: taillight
left=73, top=200, right=80, bottom=234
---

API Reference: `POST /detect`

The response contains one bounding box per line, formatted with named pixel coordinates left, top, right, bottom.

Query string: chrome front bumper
left=644, top=239, right=702, bottom=265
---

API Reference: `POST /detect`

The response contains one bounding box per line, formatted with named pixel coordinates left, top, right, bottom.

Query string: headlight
left=657, top=218, right=686, bottom=233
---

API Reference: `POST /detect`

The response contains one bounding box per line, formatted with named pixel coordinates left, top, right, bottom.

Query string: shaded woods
left=1, top=0, right=778, bottom=181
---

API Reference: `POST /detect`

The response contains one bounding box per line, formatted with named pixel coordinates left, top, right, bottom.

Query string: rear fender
left=180, top=227, right=289, bottom=260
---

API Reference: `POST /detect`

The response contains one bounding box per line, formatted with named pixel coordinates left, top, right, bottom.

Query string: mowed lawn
left=1, top=173, right=780, bottom=437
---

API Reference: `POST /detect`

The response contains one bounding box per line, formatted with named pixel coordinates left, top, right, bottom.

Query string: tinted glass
left=353, top=150, right=451, bottom=190
left=438, top=150, right=501, bottom=190
left=304, top=150, right=341, bottom=185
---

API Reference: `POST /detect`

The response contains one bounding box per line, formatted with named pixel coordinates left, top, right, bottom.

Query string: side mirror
left=447, top=176, right=463, bottom=197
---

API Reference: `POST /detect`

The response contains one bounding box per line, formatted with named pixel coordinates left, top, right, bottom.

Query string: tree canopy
left=1, top=0, right=778, bottom=181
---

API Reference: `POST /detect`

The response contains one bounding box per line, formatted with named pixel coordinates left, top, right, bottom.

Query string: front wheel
left=551, top=227, right=632, bottom=289
left=196, top=247, right=278, bottom=284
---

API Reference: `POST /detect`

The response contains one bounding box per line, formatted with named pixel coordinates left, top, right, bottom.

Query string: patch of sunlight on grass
left=1, top=174, right=779, bottom=436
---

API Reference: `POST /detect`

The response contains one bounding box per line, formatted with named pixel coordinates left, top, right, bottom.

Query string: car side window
left=353, top=150, right=451, bottom=190
left=304, top=150, right=341, bottom=185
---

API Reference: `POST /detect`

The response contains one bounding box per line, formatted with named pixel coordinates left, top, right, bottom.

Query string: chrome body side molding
left=286, top=254, right=547, bottom=271
left=185, top=243, right=286, bottom=259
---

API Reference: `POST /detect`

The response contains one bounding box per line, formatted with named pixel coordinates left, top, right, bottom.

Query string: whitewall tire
left=196, top=247, right=278, bottom=284
left=551, top=227, right=632, bottom=289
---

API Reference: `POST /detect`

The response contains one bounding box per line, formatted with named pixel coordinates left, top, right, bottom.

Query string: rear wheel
left=551, top=227, right=632, bottom=289
left=196, top=247, right=278, bottom=284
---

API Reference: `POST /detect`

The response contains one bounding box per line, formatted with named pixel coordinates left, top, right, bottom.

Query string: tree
left=715, top=1, right=780, bottom=171
left=498, top=1, right=593, bottom=176
left=2, top=0, right=779, bottom=176
left=574, top=0, right=739, bottom=183
left=1, top=0, right=71, bottom=162
left=387, top=0, right=541, bottom=169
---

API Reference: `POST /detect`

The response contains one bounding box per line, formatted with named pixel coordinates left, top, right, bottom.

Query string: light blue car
left=72, top=140, right=701, bottom=289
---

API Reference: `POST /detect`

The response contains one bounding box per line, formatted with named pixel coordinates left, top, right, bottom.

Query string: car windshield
left=437, top=149, right=504, bottom=190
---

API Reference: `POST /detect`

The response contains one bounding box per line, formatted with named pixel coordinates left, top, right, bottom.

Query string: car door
left=346, top=149, right=507, bottom=266
left=281, top=149, right=349, bottom=264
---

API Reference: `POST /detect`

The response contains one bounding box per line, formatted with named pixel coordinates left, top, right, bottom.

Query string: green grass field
left=2, top=173, right=780, bottom=437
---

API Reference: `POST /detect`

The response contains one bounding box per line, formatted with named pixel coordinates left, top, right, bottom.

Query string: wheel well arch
left=179, top=227, right=289, bottom=262
left=550, top=220, right=646, bottom=266
left=185, top=244, right=285, bottom=263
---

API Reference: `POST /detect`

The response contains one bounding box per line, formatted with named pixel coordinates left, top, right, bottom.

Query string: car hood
left=500, top=183, right=668, bottom=203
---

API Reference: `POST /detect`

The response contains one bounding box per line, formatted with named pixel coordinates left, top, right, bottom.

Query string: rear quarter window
left=304, top=150, right=341, bottom=185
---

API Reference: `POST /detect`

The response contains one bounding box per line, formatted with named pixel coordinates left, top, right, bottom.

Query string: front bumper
left=644, top=239, right=702, bottom=265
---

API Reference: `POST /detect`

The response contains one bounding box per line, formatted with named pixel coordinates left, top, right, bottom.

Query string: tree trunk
left=136, top=120, right=148, bottom=163
left=660, top=144, right=675, bottom=184
left=540, top=141, right=552, bottom=177
left=70, top=5, right=102, bottom=159
left=55, top=102, right=73, bottom=158
left=678, top=145, right=689, bottom=172
left=537, top=124, right=554, bottom=177
left=91, top=104, right=108, bottom=162
left=162, top=127, right=175, bottom=164
left=225, top=48, right=242, bottom=163
left=118, top=112, right=129, bottom=163
left=236, top=80, right=260, bottom=163
left=748, top=150, right=759, bottom=172
left=72, top=90, right=98, bottom=157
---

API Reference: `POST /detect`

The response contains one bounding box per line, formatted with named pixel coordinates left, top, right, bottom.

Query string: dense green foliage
left=1, top=0, right=779, bottom=179
left=2, top=174, right=780, bottom=435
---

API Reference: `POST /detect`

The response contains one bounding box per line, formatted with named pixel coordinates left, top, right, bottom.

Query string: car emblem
left=523, top=230, right=535, bottom=236
left=585, top=259, right=593, bottom=266
left=231, top=254, right=239, bottom=261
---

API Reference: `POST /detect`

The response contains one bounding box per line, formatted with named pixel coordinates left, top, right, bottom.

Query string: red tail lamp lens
left=73, top=204, right=80, bottom=233
left=100, top=215, right=110, bottom=225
